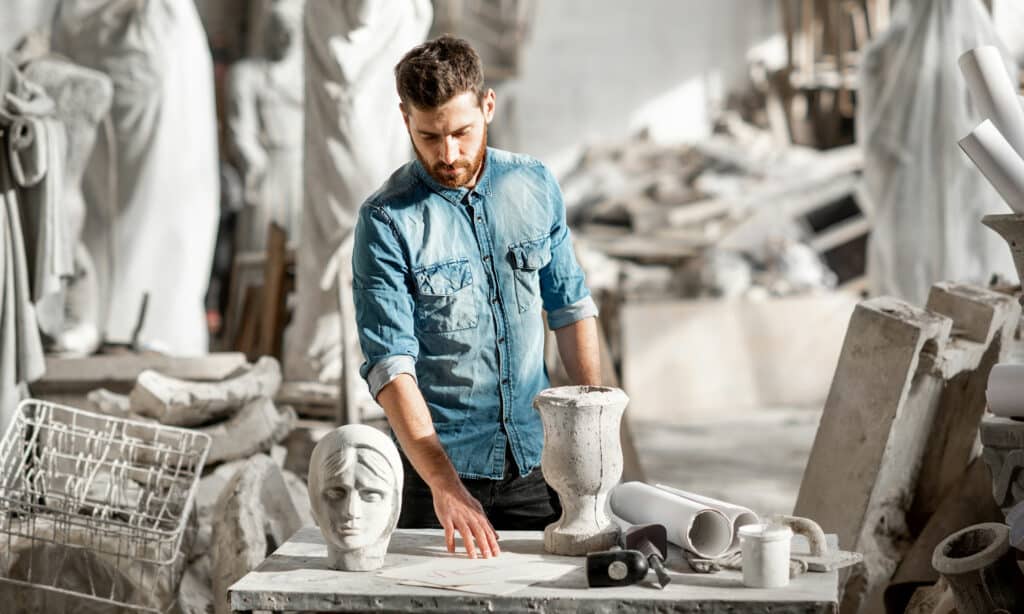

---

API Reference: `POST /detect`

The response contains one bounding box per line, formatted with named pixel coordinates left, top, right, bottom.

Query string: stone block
left=794, top=283, right=1019, bottom=614
left=130, top=356, right=282, bottom=427
left=210, top=454, right=303, bottom=614
left=198, top=397, right=295, bottom=466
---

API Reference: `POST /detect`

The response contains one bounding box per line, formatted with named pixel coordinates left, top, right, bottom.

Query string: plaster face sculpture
left=308, top=425, right=403, bottom=571
left=534, top=386, right=629, bottom=555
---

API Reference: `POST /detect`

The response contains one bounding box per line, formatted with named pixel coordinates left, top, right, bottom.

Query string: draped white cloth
left=52, top=0, right=219, bottom=355
left=287, top=0, right=432, bottom=384
left=858, top=0, right=1016, bottom=304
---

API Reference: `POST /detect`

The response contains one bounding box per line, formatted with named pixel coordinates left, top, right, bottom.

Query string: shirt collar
left=412, top=147, right=494, bottom=205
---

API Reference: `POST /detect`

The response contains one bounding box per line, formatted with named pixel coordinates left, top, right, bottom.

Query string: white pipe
left=959, top=120, right=1024, bottom=215
left=654, top=483, right=759, bottom=550
left=959, top=46, right=1024, bottom=159
left=609, top=481, right=732, bottom=559
left=987, top=363, right=1024, bottom=418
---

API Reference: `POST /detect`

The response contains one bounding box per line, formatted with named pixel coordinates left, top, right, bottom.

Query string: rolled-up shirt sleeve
left=537, top=166, right=599, bottom=329
left=352, top=204, right=418, bottom=398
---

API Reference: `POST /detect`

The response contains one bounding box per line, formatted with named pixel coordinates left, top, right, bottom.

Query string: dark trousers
left=398, top=446, right=562, bottom=531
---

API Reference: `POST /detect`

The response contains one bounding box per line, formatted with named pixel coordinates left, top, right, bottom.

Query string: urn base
left=544, top=523, right=620, bottom=556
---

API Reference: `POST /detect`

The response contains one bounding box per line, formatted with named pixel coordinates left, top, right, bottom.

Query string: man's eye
left=361, top=491, right=383, bottom=503
left=421, top=135, right=438, bottom=141
left=325, top=488, right=346, bottom=500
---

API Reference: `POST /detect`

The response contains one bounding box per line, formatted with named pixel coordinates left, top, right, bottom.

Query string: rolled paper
left=986, top=363, right=1024, bottom=418
left=655, top=483, right=759, bottom=550
left=960, top=46, right=1024, bottom=159
left=609, top=481, right=732, bottom=559
left=959, top=120, right=1024, bottom=215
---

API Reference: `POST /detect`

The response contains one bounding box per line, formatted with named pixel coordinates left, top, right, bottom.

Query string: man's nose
left=442, top=136, right=459, bottom=165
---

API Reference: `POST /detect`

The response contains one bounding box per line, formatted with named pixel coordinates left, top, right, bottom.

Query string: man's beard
left=412, top=123, right=487, bottom=189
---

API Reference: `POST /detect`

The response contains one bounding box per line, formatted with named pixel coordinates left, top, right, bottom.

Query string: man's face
left=403, top=90, right=495, bottom=188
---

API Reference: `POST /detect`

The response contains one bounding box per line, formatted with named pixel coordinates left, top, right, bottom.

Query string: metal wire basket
left=0, top=399, right=210, bottom=613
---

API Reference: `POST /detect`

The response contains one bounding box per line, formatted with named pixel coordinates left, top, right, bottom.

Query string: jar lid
left=738, top=523, right=793, bottom=542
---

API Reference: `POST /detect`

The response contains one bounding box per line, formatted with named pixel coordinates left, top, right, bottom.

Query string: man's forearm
left=376, top=373, right=462, bottom=489
left=554, top=316, right=601, bottom=385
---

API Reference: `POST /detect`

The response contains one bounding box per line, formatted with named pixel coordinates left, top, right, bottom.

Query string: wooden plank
left=258, top=222, right=289, bottom=359
left=809, top=215, right=869, bottom=253
left=235, top=285, right=263, bottom=360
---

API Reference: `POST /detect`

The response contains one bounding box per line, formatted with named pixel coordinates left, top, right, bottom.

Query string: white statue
left=51, top=0, right=219, bottom=355
left=308, top=424, right=403, bottom=571
left=286, top=0, right=432, bottom=394
left=226, top=0, right=304, bottom=252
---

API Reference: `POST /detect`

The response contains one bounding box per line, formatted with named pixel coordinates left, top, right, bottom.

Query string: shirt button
left=483, top=255, right=491, bottom=261
left=491, top=297, right=499, bottom=304
left=497, top=337, right=505, bottom=343
left=476, top=216, right=483, bottom=223
left=502, top=378, right=510, bottom=385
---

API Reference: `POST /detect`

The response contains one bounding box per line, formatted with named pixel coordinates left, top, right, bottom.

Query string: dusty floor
left=630, top=408, right=823, bottom=517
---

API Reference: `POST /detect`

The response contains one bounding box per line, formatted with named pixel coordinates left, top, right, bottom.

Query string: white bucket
left=738, top=523, right=793, bottom=588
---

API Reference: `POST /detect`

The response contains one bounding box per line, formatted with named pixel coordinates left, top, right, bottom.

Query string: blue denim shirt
left=352, top=147, right=598, bottom=479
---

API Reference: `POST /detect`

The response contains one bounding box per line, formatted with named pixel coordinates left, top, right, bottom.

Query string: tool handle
left=649, top=556, right=671, bottom=588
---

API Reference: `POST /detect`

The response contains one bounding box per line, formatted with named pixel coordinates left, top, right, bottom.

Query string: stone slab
left=229, top=528, right=840, bottom=613
left=621, top=291, right=858, bottom=420
left=33, top=352, right=248, bottom=393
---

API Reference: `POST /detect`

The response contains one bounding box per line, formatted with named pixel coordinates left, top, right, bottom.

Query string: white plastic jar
left=738, top=523, right=793, bottom=588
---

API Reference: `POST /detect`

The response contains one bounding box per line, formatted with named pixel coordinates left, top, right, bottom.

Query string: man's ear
left=482, top=89, right=496, bottom=124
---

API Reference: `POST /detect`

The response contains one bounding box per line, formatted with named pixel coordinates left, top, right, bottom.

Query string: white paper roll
left=960, top=46, right=1024, bottom=159
left=654, top=483, right=759, bottom=550
left=987, top=363, right=1024, bottom=418
left=959, top=120, right=1024, bottom=215
left=609, top=481, right=732, bottom=559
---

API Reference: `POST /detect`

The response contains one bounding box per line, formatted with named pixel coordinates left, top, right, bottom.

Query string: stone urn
left=931, top=522, right=1024, bottom=614
left=534, top=385, right=628, bottom=555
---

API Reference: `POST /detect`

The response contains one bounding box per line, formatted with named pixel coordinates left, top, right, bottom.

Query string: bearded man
left=351, top=35, right=601, bottom=559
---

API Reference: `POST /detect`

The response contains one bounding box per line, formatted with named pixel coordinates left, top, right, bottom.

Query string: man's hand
left=376, top=375, right=502, bottom=558
left=431, top=478, right=501, bottom=559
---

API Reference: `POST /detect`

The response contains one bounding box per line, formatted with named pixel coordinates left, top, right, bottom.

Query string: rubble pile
left=84, top=356, right=312, bottom=614
left=562, top=114, right=865, bottom=302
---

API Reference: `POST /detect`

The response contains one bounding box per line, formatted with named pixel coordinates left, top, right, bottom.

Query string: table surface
left=230, top=527, right=840, bottom=613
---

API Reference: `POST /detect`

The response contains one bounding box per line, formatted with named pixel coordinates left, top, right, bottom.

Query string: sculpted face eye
left=360, top=489, right=384, bottom=503
left=324, top=487, right=347, bottom=501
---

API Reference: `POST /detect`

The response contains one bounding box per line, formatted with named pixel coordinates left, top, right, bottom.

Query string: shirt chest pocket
left=508, top=236, right=551, bottom=313
left=413, top=258, right=479, bottom=333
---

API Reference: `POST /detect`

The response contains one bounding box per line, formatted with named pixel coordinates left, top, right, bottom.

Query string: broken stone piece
left=534, top=386, right=628, bottom=555
left=130, top=356, right=282, bottom=426
left=210, top=454, right=303, bottom=614
left=0, top=517, right=185, bottom=613
left=177, top=554, right=214, bottom=614
left=198, top=397, right=295, bottom=466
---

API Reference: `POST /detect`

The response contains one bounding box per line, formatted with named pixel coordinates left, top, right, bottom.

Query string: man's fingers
left=456, top=520, right=477, bottom=559
left=486, top=522, right=501, bottom=556
left=443, top=520, right=455, bottom=554
left=471, top=520, right=493, bottom=558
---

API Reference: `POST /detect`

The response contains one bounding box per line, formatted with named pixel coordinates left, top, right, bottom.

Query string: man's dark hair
left=395, top=35, right=484, bottom=110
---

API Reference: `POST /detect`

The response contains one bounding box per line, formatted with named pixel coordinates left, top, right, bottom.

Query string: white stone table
left=229, top=527, right=840, bottom=613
